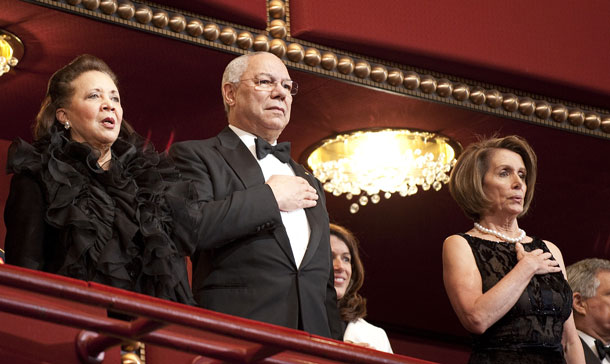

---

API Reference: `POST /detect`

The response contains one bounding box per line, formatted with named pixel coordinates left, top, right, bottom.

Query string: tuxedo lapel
left=217, top=127, right=297, bottom=266
left=581, top=337, right=603, bottom=364
left=216, top=127, right=265, bottom=189
left=290, top=160, right=324, bottom=267
left=272, top=226, right=297, bottom=267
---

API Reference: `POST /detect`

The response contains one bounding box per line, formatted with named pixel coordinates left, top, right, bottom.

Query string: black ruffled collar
left=7, top=126, right=195, bottom=305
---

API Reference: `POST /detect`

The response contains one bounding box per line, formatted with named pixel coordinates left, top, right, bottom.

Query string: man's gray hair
left=221, top=52, right=267, bottom=114
left=567, top=258, right=610, bottom=299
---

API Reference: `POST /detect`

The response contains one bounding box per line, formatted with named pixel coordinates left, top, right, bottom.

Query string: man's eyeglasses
left=239, top=78, right=298, bottom=95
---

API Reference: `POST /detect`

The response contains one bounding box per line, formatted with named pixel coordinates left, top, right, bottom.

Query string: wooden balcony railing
left=0, top=264, right=436, bottom=364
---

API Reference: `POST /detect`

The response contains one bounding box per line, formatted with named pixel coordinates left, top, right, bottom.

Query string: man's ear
left=222, top=83, right=237, bottom=107
left=572, top=292, right=587, bottom=315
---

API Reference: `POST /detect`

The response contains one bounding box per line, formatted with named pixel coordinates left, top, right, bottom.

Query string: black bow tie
left=595, top=339, right=610, bottom=360
left=255, top=138, right=291, bottom=163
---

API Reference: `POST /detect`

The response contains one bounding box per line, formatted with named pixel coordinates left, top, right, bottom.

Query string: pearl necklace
left=474, top=222, right=526, bottom=243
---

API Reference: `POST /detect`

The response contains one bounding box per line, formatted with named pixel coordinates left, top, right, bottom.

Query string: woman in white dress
left=330, top=223, right=393, bottom=353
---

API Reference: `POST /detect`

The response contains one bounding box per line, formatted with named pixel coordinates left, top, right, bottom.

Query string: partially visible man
left=169, top=52, right=343, bottom=339
left=567, top=258, right=610, bottom=364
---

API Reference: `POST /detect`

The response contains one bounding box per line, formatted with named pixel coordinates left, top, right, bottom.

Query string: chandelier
left=0, top=29, right=24, bottom=77
left=306, top=128, right=461, bottom=213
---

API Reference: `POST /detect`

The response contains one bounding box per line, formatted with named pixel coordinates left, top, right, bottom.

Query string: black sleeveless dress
left=461, top=233, right=573, bottom=364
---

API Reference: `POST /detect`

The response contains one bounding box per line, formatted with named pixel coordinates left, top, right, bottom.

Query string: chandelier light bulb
left=0, top=29, right=24, bottom=77
left=307, top=128, right=461, bottom=213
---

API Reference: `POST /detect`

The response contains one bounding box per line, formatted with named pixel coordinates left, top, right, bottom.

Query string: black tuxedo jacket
left=581, top=337, right=603, bottom=364
left=169, top=127, right=343, bottom=340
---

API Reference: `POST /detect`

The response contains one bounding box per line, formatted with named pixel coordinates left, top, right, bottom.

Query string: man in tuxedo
left=567, top=258, right=610, bottom=364
left=169, top=52, right=343, bottom=340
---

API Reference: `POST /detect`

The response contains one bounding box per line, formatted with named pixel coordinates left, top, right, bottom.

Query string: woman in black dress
left=4, top=54, right=196, bottom=305
left=442, top=135, right=584, bottom=363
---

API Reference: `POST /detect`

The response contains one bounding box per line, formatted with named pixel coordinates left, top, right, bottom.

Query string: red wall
left=290, top=0, right=610, bottom=108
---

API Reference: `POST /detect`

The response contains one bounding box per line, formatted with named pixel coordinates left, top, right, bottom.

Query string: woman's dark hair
left=33, top=54, right=134, bottom=140
left=330, top=223, right=367, bottom=322
left=448, top=135, right=537, bottom=221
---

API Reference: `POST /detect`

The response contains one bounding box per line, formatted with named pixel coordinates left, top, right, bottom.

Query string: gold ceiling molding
left=23, top=0, right=610, bottom=139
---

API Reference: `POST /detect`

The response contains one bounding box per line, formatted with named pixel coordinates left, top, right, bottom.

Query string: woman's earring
left=64, top=121, right=71, bottom=130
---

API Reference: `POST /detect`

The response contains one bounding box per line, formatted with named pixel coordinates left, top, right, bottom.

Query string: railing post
left=75, top=330, right=120, bottom=364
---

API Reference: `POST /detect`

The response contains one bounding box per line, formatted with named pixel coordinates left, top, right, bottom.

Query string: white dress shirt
left=228, top=125, right=311, bottom=268
left=578, top=329, right=610, bottom=364
left=344, top=318, right=393, bottom=353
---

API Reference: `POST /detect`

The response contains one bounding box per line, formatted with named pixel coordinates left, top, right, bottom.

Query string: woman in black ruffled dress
left=4, top=54, right=196, bottom=305
left=442, top=135, right=584, bottom=363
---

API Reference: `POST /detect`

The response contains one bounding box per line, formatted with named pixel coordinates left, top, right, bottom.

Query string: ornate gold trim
left=23, top=0, right=610, bottom=139
left=121, top=341, right=145, bottom=364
